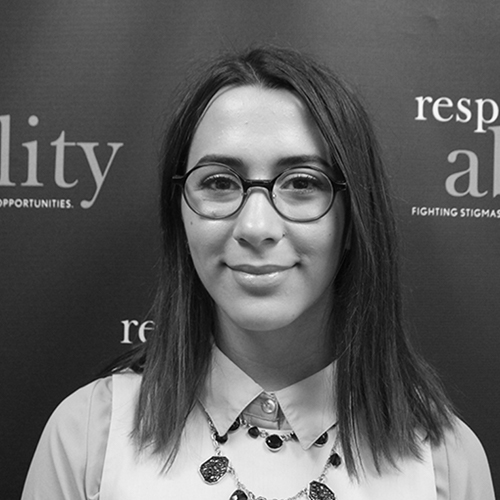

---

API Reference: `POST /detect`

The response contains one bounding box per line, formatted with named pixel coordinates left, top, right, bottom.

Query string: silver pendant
left=229, top=490, right=249, bottom=500
left=199, top=456, right=229, bottom=484
left=308, top=480, right=336, bottom=500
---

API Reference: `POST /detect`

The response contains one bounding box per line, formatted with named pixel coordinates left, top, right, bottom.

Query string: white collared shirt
left=200, top=347, right=337, bottom=450
left=22, top=347, right=495, bottom=500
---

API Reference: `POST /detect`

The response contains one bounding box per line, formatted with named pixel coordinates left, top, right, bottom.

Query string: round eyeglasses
left=173, top=164, right=347, bottom=222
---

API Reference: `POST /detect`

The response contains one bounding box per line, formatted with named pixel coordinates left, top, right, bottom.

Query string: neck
left=214, top=309, right=334, bottom=392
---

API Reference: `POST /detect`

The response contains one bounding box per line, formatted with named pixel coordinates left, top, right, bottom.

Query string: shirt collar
left=198, top=346, right=337, bottom=450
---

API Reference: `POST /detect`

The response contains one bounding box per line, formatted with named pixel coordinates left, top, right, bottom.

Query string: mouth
left=228, top=264, right=294, bottom=275
left=226, top=263, right=296, bottom=292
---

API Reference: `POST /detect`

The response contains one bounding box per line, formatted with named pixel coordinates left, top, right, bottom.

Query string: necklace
left=199, top=412, right=341, bottom=500
left=216, top=416, right=331, bottom=453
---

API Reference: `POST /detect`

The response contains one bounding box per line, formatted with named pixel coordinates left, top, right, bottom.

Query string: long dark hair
left=112, top=45, right=453, bottom=476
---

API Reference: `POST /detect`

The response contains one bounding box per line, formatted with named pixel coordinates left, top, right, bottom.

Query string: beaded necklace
left=199, top=412, right=341, bottom=500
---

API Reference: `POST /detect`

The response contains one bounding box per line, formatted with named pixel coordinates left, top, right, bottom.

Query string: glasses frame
left=173, top=164, right=347, bottom=222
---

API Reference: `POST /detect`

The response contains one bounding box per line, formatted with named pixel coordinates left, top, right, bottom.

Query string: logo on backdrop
left=413, top=96, right=500, bottom=219
left=121, top=319, right=154, bottom=344
left=0, top=114, right=123, bottom=209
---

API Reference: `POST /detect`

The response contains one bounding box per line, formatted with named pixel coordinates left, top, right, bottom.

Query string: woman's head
left=180, top=85, right=347, bottom=350
left=159, top=45, right=396, bottom=346
left=136, top=46, right=451, bottom=475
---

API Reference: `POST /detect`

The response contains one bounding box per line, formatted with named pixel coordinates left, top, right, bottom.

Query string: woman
left=22, top=46, right=494, bottom=500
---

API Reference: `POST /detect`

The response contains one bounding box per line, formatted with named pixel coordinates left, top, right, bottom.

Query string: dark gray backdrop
left=1, top=1, right=498, bottom=498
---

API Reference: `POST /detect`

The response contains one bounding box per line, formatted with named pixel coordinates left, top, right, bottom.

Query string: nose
left=232, top=188, right=285, bottom=248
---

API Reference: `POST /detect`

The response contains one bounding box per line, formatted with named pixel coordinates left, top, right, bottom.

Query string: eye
left=201, top=174, right=240, bottom=191
left=278, top=171, right=329, bottom=193
left=288, top=176, right=316, bottom=190
left=192, top=166, right=242, bottom=192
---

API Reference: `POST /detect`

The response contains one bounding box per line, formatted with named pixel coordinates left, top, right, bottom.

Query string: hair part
left=111, top=45, right=453, bottom=476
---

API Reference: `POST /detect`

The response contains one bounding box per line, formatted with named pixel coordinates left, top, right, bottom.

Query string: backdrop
left=1, top=1, right=498, bottom=498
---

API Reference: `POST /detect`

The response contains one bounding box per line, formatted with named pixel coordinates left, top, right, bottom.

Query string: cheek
left=182, top=203, right=202, bottom=260
left=307, top=210, right=345, bottom=267
left=182, top=203, right=228, bottom=278
left=315, top=233, right=345, bottom=293
left=183, top=208, right=205, bottom=261
left=311, top=234, right=340, bottom=279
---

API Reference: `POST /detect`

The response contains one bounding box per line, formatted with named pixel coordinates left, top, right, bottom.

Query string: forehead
left=187, top=85, right=328, bottom=171
left=201, top=85, right=307, bottom=121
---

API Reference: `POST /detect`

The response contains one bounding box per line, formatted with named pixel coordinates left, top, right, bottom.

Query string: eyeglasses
left=173, top=164, right=347, bottom=222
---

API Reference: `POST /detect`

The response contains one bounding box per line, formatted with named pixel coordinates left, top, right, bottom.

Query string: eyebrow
left=276, top=155, right=331, bottom=169
left=194, top=154, right=331, bottom=170
left=195, top=155, right=244, bottom=169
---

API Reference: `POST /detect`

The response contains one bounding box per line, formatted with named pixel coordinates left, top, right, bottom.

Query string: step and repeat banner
left=1, top=1, right=498, bottom=497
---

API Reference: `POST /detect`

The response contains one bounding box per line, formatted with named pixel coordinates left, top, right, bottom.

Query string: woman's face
left=182, top=85, right=346, bottom=335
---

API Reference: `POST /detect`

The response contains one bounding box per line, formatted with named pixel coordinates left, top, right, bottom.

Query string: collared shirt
left=21, top=347, right=495, bottom=500
left=199, top=347, right=337, bottom=449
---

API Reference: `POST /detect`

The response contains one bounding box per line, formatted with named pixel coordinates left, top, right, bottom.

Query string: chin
left=224, top=308, right=300, bottom=333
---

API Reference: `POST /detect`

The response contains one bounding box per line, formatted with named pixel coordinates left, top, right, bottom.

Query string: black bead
left=314, top=432, right=329, bottom=447
left=229, top=419, right=240, bottom=432
left=291, top=432, right=298, bottom=441
left=248, top=426, right=260, bottom=438
left=265, top=434, right=284, bottom=451
left=329, top=453, right=342, bottom=467
left=215, top=432, right=228, bottom=444
left=230, top=489, right=248, bottom=500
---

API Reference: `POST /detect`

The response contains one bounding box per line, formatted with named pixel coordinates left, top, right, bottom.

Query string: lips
left=226, top=263, right=296, bottom=292
left=228, top=264, right=294, bottom=275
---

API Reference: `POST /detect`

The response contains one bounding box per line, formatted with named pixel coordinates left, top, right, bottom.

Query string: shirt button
left=261, top=397, right=277, bottom=414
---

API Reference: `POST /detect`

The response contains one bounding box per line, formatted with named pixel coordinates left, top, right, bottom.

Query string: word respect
left=415, top=95, right=500, bottom=198
left=415, top=96, right=499, bottom=133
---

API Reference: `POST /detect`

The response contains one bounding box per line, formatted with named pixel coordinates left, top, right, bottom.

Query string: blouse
left=21, top=347, right=495, bottom=500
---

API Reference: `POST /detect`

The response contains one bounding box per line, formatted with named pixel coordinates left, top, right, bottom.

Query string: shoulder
left=45, top=376, right=114, bottom=439
left=432, top=417, right=495, bottom=500
left=45, top=371, right=142, bottom=445
left=22, top=373, right=141, bottom=500
left=54, top=376, right=112, bottom=415
left=48, top=371, right=140, bottom=427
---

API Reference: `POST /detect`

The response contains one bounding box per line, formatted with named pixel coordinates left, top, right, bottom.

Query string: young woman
left=22, top=46, right=494, bottom=500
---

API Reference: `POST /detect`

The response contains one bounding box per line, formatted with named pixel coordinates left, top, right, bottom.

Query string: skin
left=182, top=85, right=346, bottom=391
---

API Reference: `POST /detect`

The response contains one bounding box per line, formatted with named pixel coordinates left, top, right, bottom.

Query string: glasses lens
left=273, top=168, right=334, bottom=221
left=184, top=165, right=243, bottom=218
